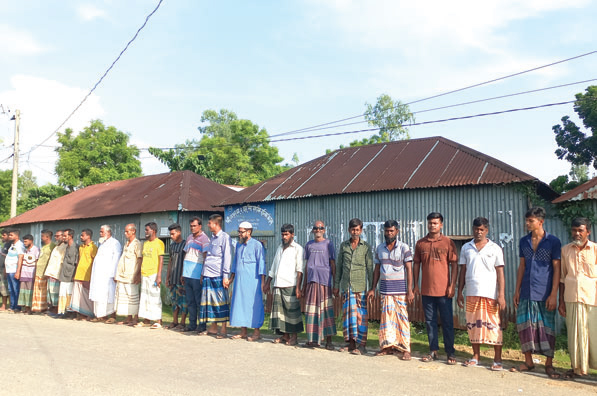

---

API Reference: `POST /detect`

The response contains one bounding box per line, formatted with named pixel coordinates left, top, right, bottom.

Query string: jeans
left=6, top=273, right=20, bottom=311
left=422, top=295, right=455, bottom=355
left=184, top=277, right=205, bottom=332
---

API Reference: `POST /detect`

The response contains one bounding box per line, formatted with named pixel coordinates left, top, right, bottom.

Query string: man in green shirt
left=334, top=218, right=373, bottom=355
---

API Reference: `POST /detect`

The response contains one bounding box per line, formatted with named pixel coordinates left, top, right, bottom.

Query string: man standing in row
left=71, top=229, right=98, bottom=320
left=90, top=225, right=122, bottom=323
left=57, top=229, right=78, bottom=316
left=166, top=223, right=187, bottom=330
left=31, top=230, right=54, bottom=313
left=369, top=220, right=413, bottom=360
left=138, top=222, right=164, bottom=329
left=265, top=224, right=304, bottom=346
left=303, top=220, right=336, bottom=350
left=335, top=218, right=373, bottom=355
left=115, top=224, right=143, bottom=326
left=414, top=212, right=458, bottom=364
left=559, top=217, right=597, bottom=379
left=5, top=229, right=26, bottom=312
left=45, top=230, right=66, bottom=314
left=0, top=230, right=11, bottom=311
left=17, top=234, right=39, bottom=314
left=229, top=221, right=266, bottom=341
left=182, top=217, right=209, bottom=333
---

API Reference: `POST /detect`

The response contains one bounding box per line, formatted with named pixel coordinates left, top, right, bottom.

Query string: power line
left=272, top=50, right=597, bottom=137
left=23, top=0, right=164, bottom=159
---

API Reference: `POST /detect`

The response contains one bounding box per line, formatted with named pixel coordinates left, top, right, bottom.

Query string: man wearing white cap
left=229, top=221, right=266, bottom=341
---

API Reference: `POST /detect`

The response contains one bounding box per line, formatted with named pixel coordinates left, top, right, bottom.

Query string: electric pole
left=10, top=109, right=20, bottom=218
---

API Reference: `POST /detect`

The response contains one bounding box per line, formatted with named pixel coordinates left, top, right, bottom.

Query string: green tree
left=55, top=120, right=142, bottom=191
left=17, top=184, right=68, bottom=214
left=553, top=85, right=597, bottom=168
left=549, top=165, right=590, bottom=194
left=150, top=109, right=287, bottom=186
left=0, top=170, right=11, bottom=221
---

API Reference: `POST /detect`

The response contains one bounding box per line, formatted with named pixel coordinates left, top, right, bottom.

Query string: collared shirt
left=58, top=242, right=79, bottom=282
left=203, top=230, right=232, bottom=279
left=459, top=239, right=504, bottom=299
left=335, top=238, right=373, bottom=293
left=304, top=239, right=335, bottom=287
left=74, top=242, right=98, bottom=282
left=44, top=243, right=67, bottom=279
left=36, top=242, right=55, bottom=277
left=414, top=234, right=458, bottom=297
left=374, top=240, right=412, bottom=295
left=269, top=240, right=304, bottom=288
left=115, top=238, right=143, bottom=283
left=141, top=238, right=165, bottom=277
left=519, top=231, right=561, bottom=301
left=5, top=240, right=26, bottom=274
left=183, top=232, right=209, bottom=279
left=561, top=240, right=597, bottom=306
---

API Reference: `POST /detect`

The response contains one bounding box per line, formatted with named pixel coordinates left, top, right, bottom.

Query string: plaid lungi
left=0, top=264, right=8, bottom=297
left=379, top=294, right=410, bottom=352
left=138, top=274, right=162, bottom=321
left=342, top=290, right=368, bottom=346
left=47, top=277, right=60, bottom=307
left=516, top=299, right=555, bottom=357
left=199, top=276, right=229, bottom=324
left=270, top=286, right=304, bottom=334
left=169, top=284, right=188, bottom=314
left=115, top=282, right=140, bottom=316
left=304, top=282, right=336, bottom=345
left=17, top=280, right=34, bottom=307
left=31, top=276, right=48, bottom=312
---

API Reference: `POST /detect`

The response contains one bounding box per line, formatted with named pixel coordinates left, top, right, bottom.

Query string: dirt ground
left=1, top=312, right=595, bottom=395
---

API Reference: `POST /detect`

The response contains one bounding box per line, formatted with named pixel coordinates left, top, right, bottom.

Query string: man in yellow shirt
left=70, top=229, right=98, bottom=320
left=137, top=222, right=164, bottom=329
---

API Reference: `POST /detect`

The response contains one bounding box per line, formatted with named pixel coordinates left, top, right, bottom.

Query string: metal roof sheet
left=219, top=136, right=541, bottom=205
left=0, top=170, right=234, bottom=226
left=552, top=176, right=597, bottom=203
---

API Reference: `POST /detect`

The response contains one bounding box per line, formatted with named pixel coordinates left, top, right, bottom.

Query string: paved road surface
left=1, top=313, right=595, bottom=395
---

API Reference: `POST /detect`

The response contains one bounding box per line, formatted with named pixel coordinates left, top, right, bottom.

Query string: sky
left=0, top=0, right=596, bottom=188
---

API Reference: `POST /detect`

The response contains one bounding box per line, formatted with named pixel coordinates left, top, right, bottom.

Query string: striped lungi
left=379, top=294, right=410, bottom=352
left=17, top=280, right=34, bottom=307
left=304, top=282, right=336, bottom=345
left=115, top=282, right=140, bottom=316
left=169, top=284, right=188, bottom=314
left=57, top=281, right=74, bottom=314
left=516, top=299, right=555, bottom=357
left=270, top=286, right=304, bottom=334
left=47, top=277, right=60, bottom=307
left=70, top=281, right=94, bottom=317
left=138, top=274, right=162, bottom=321
left=566, top=302, right=597, bottom=375
left=466, top=296, right=502, bottom=345
left=342, top=290, right=368, bottom=346
left=199, top=276, right=229, bottom=324
left=0, top=264, right=8, bottom=297
left=31, top=277, right=48, bottom=312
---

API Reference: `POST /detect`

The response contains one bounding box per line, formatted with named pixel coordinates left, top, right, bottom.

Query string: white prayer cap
left=239, top=221, right=253, bottom=229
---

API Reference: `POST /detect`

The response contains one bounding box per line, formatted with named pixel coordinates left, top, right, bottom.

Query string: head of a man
left=55, top=230, right=64, bottom=244
left=383, top=220, right=398, bottom=245
left=145, top=222, right=158, bottom=240
left=23, top=234, right=34, bottom=249
left=238, top=221, right=253, bottom=244
left=571, top=217, right=591, bottom=247
left=100, top=225, right=112, bottom=239
left=472, top=217, right=489, bottom=243
left=41, top=230, right=53, bottom=245
left=124, top=224, right=136, bottom=242
left=281, top=224, right=294, bottom=247
left=525, top=207, right=545, bottom=233
left=8, top=229, right=20, bottom=243
left=312, top=221, right=325, bottom=241
left=426, top=212, right=444, bottom=235
left=80, top=229, right=93, bottom=244
left=1, top=230, right=7, bottom=243
left=208, top=214, right=223, bottom=234
left=189, top=217, right=202, bottom=237
left=349, top=218, right=363, bottom=241
left=64, top=229, right=75, bottom=244
left=168, top=223, right=182, bottom=242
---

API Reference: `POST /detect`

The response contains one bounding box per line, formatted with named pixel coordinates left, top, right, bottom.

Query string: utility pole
left=10, top=109, right=20, bottom=218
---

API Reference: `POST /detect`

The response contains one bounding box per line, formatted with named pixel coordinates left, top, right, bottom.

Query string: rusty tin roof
left=552, top=176, right=597, bottom=204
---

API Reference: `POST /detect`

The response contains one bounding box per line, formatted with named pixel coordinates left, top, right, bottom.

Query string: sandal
left=401, top=352, right=411, bottom=361
left=545, top=365, right=561, bottom=379
left=421, top=352, right=439, bottom=362
left=562, top=369, right=581, bottom=380
left=375, top=349, right=394, bottom=356
left=286, top=338, right=298, bottom=346
left=215, top=333, right=227, bottom=339
left=167, top=322, right=179, bottom=329
left=447, top=355, right=457, bottom=365
left=509, top=362, right=535, bottom=372
left=272, top=336, right=288, bottom=344
left=150, top=322, right=163, bottom=329
left=491, top=362, right=503, bottom=371
left=350, top=345, right=367, bottom=355
left=247, top=335, right=262, bottom=342
left=104, top=318, right=116, bottom=324
left=463, top=358, right=479, bottom=367
left=325, top=341, right=335, bottom=351
left=230, top=334, right=247, bottom=340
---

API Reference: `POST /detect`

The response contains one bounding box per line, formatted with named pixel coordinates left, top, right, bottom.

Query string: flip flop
left=545, top=365, right=561, bottom=379
left=325, top=342, right=335, bottom=351
left=375, top=349, right=393, bottom=356
left=230, top=334, right=247, bottom=340
left=401, top=352, right=412, bottom=361
left=166, top=323, right=179, bottom=329
left=463, top=359, right=479, bottom=367
left=421, top=352, right=439, bottom=362
left=447, top=355, right=458, bottom=365
left=509, top=362, right=535, bottom=372
left=104, top=318, right=116, bottom=324
left=247, top=335, right=262, bottom=342
left=562, top=369, right=581, bottom=380
left=134, top=322, right=149, bottom=328
left=150, top=323, right=163, bottom=329
left=491, top=362, right=503, bottom=371
left=272, top=336, right=287, bottom=344
left=216, top=333, right=227, bottom=339
left=286, top=338, right=298, bottom=346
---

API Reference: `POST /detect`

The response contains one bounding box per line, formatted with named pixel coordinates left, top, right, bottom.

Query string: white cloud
left=76, top=4, right=107, bottom=21
left=0, top=25, right=48, bottom=55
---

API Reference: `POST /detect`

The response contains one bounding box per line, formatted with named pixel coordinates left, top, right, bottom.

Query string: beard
left=239, top=236, right=248, bottom=244
left=572, top=239, right=585, bottom=247
left=385, top=235, right=396, bottom=245
left=282, top=239, right=291, bottom=247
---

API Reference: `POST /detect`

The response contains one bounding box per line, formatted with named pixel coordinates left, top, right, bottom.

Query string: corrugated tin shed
left=552, top=176, right=597, bottom=203
left=220, top=136, right=542, bottom=205
left=0, top=170, right=234, bottom=227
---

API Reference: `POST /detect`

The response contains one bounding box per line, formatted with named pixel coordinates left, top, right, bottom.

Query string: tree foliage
left=553, top=85, right=597, bottom=168
left=17, top=184, right=68, bottom=213
left=150, top=109, right=287, bottom=186
left=55, top=120, right=142, bottom=191
left=549, top=165, right=590, bottom=194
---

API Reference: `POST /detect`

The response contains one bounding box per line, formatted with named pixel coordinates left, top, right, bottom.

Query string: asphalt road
left=1, top=312, right=595, bottom=395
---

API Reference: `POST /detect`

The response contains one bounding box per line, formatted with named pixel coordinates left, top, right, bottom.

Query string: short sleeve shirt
left=560, top=241, right=597, bottom=306
left=116, top=239, right=143, bottom=283
left=304, top=239, right=335, bottom=287
left=141, top=238, right=165, bottom=277
left=5, top=240, right=26, bottom=274
left=182, top=232, right=210, bottom=279
left=414, top=234, right=457, bottom=297
left=36, top=242, right=55, bottom=277
left=459, top=239, right=504, bottom=299
left=519, top=232, right=561, bottom=301
left=374, top=241, right=412, bottom=295
left=74, top=242, right=98, bottom=282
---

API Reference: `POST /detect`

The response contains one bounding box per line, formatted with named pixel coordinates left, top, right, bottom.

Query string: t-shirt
left=518, top=232, right=561, bottom=301
left=168, top=240, right=185, bottom=286
left=115, top=239, right=143, bottom=283
left=74, top=242, right=98, bottom=282
left=21, top=245, right=40, bottom=281
left=5, top=240, right=26, bottom=274
left=0, top=241, right=10, bottom=269
left=304, top=239, right=335, bottom=286
left=182, top=232, right=209, bottom=279
left=414, top=234, right=458, bottom=297
left=459, top=239, right=504, bottom=299
left=203, top=230, right=232, bottom=279
left=374, top=241, right=413, bottom=295
left=141, top=238, right=165, bottom=277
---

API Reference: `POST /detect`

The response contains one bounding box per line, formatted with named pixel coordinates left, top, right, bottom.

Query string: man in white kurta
left=89, top=225, right=122, bottom=322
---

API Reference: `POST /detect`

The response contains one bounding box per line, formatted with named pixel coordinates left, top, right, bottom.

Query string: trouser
left=184, top=277, right=205, bottom=331
left=7, top=273, right=21, bottom=311
left=422, top=295, right=455, bottom=355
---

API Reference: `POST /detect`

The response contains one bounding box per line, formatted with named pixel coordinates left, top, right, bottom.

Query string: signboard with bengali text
left=224, top=203, right=275, bottom=236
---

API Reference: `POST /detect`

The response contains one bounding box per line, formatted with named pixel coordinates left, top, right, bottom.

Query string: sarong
left=0, top=265, right=8, bottom=297
left=566, top=302, right=597, bottom=375
left=379, top=294, right=410, bottom=352
left=169, top=284, right=188, bottom=314
left=270, top=286, right=304, bottom=334
left=31, top=277, right=48, bottom=312
left=70, top=281, right=94, bottom=317
left=57, top=281, right=74, bottom=314
left=115, top=282, right=140, bottom=316
left=138, top=274, right=162, bottom=321
left=516, top=299, right=555, bottom=357
left=304, top=282, right=336, bottom=344
left=342, top=290, right=368, bottom=346
left=94, top=301, right=115, bottom=318
left=199, top=276, right=229, bottom=324
left=17, top=280, right=34, bottom=307
left=47, top=277, right=60, bottom=307
left=466, top=296, right=502, bottom=345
